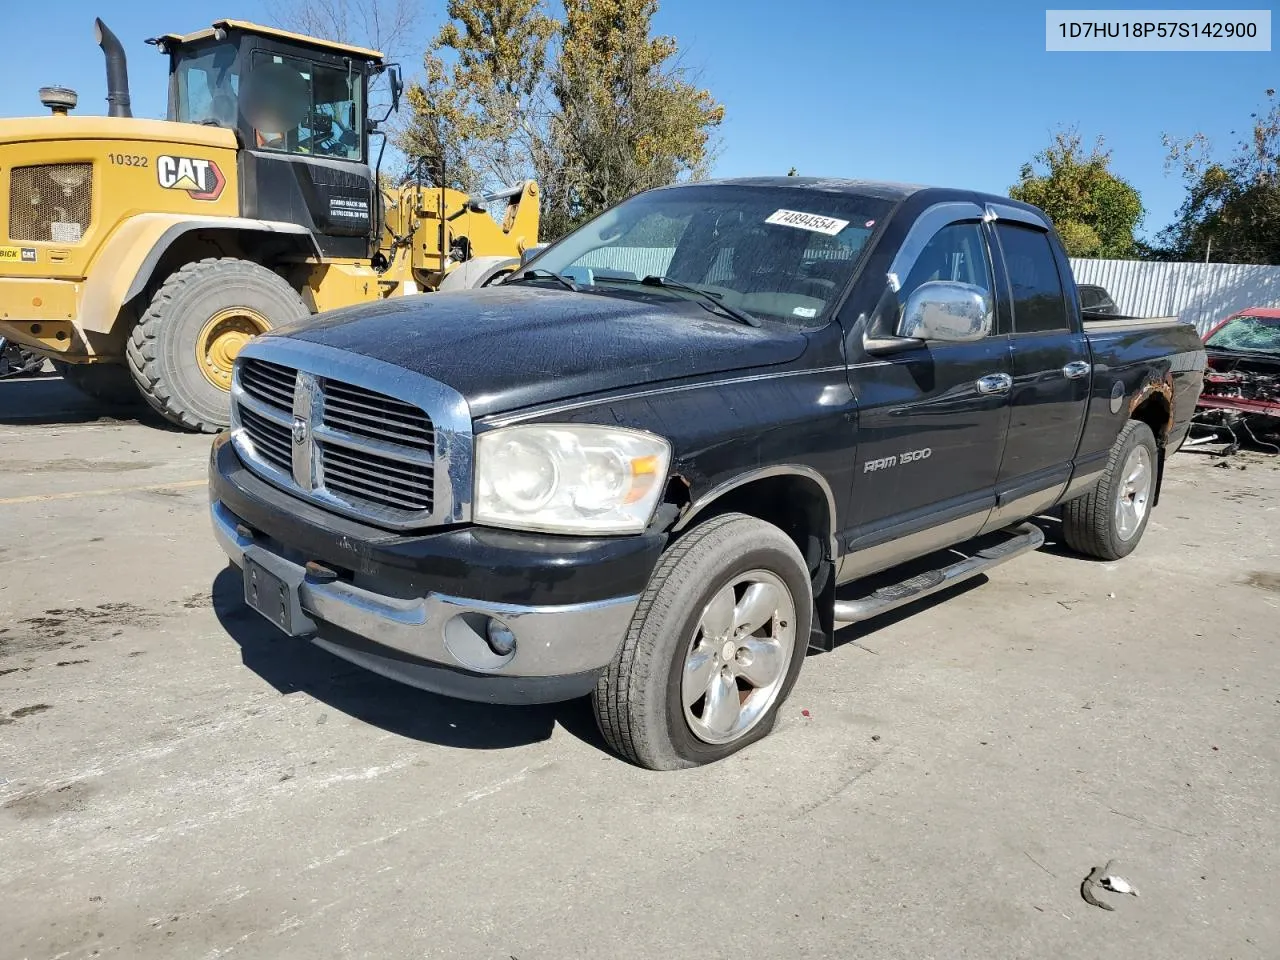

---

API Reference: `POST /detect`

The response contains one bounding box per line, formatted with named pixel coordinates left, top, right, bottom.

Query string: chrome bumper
left=211, top=501, right=639, bottom=680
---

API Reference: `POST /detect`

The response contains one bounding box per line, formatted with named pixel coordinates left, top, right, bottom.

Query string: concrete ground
left=1, top=371, right=1277, bottom=960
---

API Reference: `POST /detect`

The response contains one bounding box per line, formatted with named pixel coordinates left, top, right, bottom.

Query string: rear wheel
left=1061, top=420, right=1159, bottom=560
left=592, top=513, right=812, bottom=770
left=50, top=360, right=141, bottom=405
left=126, top=257, right=309, bottom=433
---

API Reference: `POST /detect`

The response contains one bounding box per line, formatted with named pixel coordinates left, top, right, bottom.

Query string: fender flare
left=670, top=464, right=839, bottom=559
left=436, top=255, right=522, bottom=292
left=77, top=214, right=319, bottom=334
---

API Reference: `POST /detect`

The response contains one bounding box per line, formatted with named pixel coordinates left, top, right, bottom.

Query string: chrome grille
left=232, top=352, right=446, bottom=528
left=238, top=405, right=293, bottom=474
left=322, top=381, right=434, bottom=452
left=8, top=163, right=93, bottom=243
left=239, top=359, right=297, bottom=412
left=319, top=442, right=434, bottom=512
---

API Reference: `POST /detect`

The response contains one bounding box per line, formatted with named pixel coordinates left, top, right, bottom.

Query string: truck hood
left=274, top=286, right=808, bottom=417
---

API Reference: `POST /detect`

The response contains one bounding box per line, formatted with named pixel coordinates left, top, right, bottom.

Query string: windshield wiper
left=608, top=275, right=760, bottom=327
left=506, top=268, right=578, bottom=292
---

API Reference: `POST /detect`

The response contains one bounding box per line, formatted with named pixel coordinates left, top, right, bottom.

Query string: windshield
left=519, top=186, right=891, bottom=327
left=1206, top=314, right=1280, bottom=355
left=173, top=41, right=240, bottom=126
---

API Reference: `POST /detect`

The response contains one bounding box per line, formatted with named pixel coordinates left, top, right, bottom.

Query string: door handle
left=1062, top=360, right=1091, bottom=380
left=976, top=373, right=1013, bottom=395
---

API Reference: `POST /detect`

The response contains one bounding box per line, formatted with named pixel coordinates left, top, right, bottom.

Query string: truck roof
left=690, top=177, right=1047, bottom=216
left=154, top=19, right=384, bottom=62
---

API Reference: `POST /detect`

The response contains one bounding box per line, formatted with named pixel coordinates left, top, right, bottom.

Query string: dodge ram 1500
left=209, top=177, right=1206, bottom=769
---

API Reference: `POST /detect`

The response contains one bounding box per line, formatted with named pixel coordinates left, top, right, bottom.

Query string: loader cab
left=152, top=20, right=392, bottom=258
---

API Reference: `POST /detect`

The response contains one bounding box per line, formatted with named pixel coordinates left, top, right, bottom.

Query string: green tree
left=397, top=0, right=557, bottom=190
left=397, top=0, right=723, bottom=239
left=1156, top=90, right=1280, bottom=264
left=1009, top=129, right=1144, bottom=258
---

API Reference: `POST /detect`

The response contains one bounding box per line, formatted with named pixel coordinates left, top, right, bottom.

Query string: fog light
left=485, top=618, right=516, bottom=657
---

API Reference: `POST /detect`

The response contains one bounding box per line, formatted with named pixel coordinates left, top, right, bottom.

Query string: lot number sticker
left=765, top=209, right=850, bottom=235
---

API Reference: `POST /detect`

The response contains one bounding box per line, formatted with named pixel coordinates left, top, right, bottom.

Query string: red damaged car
left=1196, top=308, right=1280, bottom=449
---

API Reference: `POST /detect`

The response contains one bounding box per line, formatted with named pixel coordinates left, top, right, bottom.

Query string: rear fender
left=78, top=214, right=318, bottom=334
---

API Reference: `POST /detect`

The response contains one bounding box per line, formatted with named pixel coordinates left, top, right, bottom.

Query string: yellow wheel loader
left=0, top=19, right=539, bottom=431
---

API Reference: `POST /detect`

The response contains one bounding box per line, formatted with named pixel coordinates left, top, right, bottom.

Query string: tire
left=436, top=256, right=521, bottom=291
left=593, top=513, right=813, bottom=770
left=1061, top=420, right=1159, bottom=560
left=51, top=360, right=142, bottom=405
left=126, top=257, right=309, bottom=433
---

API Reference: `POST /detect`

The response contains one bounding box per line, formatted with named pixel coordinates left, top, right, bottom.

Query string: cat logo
left=156, top=155, right=225, bottom=201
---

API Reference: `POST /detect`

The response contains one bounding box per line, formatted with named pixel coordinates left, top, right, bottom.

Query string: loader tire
left=51, top=361, right=142, bottom=405
left=126, top=258, right=309, bottom=433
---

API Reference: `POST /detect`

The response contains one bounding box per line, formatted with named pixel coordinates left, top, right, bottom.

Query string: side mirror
left=388, top=64, right=403, bottom=113
left=520, top=245, right=546, bottom=267
left=898, top=280, right=992, bottom=342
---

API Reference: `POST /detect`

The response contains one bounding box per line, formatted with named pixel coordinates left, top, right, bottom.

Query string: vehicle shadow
left=1026, top=512, right=1114, bottom=562
left=0, top=372, right=172, bottom=428
left=823, top=576, right=988, bottom=655
left=210, top=566, right=610, bottom=755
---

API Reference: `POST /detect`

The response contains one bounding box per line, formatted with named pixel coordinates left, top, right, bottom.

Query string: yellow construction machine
left=0, top=19, right=539, bottom=431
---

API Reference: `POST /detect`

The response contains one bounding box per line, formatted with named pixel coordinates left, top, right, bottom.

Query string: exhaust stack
left=93, top=18, right=132, bottom=118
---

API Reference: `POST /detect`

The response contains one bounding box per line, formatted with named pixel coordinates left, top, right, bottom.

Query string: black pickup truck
left=209, top=177, right=1205, bottom=769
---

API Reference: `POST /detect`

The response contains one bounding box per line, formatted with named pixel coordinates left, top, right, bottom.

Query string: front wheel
left=1061, top=420, right=1159, bottom=560
left=593, top=513, right=812, bottom=770
left=126, top=258, right=309, bottom=433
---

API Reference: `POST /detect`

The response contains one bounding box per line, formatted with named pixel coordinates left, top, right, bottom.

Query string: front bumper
left=209, top=434, right=664, bottom=704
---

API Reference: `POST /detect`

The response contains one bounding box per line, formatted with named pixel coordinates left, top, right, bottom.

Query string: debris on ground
left=1100, top=873, right=1139, bottom=897
left=1081, top=859, right=1119, bottom=911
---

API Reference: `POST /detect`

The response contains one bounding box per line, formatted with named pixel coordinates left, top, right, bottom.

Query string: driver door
left=840, top=217, right=1013, bottom=581
left=238, top=51, right=373, bottom=259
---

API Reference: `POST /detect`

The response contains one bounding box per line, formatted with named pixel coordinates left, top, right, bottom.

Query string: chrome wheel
left=681, top=569, right=797, bottom=745
left=1114, top=445, right=1153, bottom=541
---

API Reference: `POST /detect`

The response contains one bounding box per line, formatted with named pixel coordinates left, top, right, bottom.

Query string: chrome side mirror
left=898, top=280, right=992, bottom=343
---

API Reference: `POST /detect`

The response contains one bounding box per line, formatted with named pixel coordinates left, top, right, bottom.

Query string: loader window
left=173, top=42, right=240, bottom=127
left=244, top=54, right=364, bottom=161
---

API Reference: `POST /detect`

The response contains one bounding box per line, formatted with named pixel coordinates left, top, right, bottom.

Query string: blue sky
left=1, top=1, right=1272, bottom=240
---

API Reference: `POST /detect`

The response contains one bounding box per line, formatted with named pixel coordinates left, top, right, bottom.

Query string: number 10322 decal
left=108, top=154, right=148, bottom=167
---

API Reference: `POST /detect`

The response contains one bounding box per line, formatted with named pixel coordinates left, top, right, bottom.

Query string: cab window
left=899, top=222, right=994, bottom=300
left=995, top=224, right=1071, bottom=333
left=242, top=54, right=364, bottom=160
left=173, top=42, right=240, bottom=126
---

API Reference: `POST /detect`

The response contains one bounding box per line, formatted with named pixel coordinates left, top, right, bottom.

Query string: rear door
left=985, top=214, right=1090, bottom=529
left=841, top=214, right=1013, bottom=581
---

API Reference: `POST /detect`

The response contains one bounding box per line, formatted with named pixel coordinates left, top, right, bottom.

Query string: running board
left=832, top=522, right=1045, bottom=626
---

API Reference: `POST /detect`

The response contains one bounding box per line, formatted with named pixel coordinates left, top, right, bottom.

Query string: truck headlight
left=475, top=425, right=671, bottom=535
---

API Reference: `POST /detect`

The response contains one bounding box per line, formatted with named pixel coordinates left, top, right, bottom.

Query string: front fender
left=77, top=214, right=319, bottom=334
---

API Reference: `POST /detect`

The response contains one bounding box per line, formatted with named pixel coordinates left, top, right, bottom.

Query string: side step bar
left=832, top=522, right=1045, bottom=626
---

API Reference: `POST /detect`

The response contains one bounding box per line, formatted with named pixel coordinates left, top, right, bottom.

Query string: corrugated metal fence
left=1069, top=258, right=1280, bottom=334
